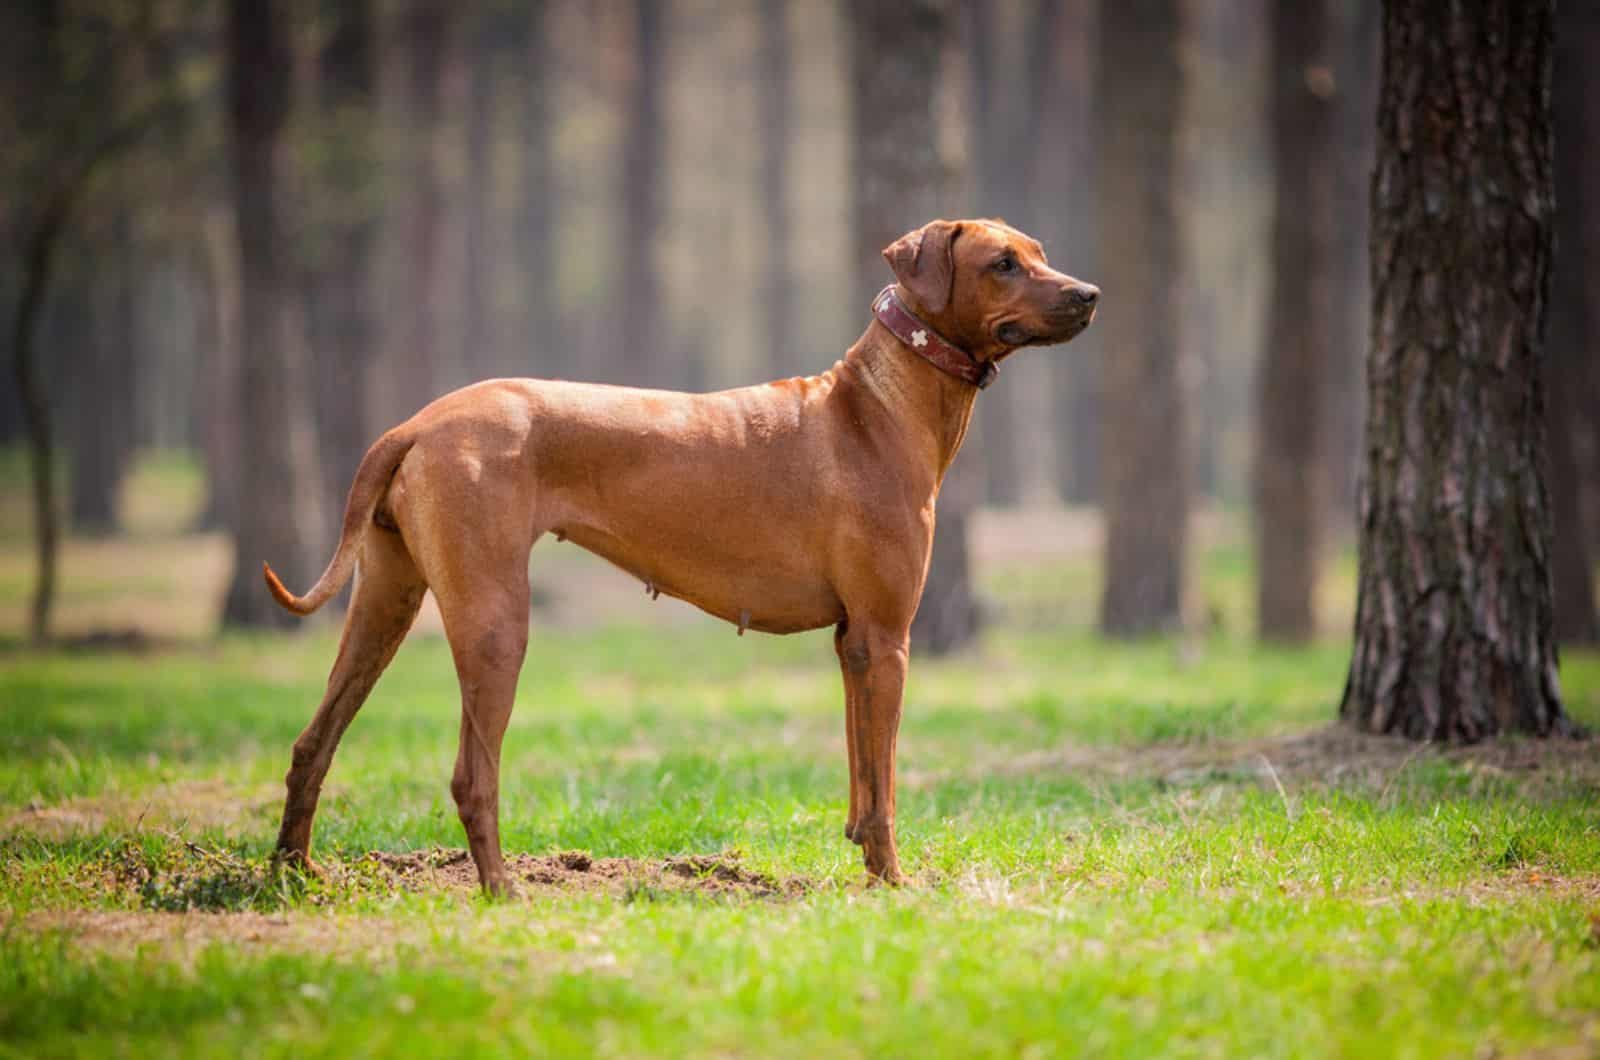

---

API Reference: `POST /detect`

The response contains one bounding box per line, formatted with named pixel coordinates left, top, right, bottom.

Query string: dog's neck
left=842, top=319, right=981, bottom=484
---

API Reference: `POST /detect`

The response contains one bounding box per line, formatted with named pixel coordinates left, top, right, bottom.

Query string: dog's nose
left=1069, top=284, right=1100, bottom=306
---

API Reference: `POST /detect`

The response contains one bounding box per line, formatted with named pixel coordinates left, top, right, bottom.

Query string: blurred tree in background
left=1254, top=0, right=1334, bottom=643
left=848, top=0, right=979, bottom=656
left=1548, top=0, right=1600, bottom=646
left=220, top=0, right=324, bottom=628
left=1095, top=0, right=1187, bottom=636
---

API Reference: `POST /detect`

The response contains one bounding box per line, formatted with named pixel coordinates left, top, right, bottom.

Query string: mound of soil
left=362, top=848, right=807, bottom=900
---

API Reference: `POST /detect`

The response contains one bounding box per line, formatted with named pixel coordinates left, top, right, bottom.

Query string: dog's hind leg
left=434, top=573, right=529, bottom=898
left=275, top=526, right=426, bottom=869
left=392, top=447, right=535, bottom=898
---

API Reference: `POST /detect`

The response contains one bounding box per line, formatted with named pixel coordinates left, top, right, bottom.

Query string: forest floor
left=2, top=451, right=1599, bottom=1057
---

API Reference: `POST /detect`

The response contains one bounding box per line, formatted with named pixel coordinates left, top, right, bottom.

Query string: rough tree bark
left=850, top=0, right=976, bottom=655
left=1547, top=0, right=1599, bottom=645
left=1097, top=0, right=1187, bottom=636
left=220, top=0, right=325, bottom=629
left=1340, top=0, right=1572, bottom=740
left=1254, top=0, right=1335, bottom=641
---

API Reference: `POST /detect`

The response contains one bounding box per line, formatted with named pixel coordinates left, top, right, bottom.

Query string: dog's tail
left=263, top=430, right=416, bottom=616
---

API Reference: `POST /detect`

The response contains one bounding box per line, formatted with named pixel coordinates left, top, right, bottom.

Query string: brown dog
left=264, top=218, right=1097, bottom=893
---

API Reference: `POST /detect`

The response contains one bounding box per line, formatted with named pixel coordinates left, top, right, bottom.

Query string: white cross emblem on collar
left=910, top=329, right=928, bottom=348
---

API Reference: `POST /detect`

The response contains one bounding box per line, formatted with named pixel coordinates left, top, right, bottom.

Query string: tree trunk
left=1254, top=0, right=1335, bottom=641
left=68, top=218, right=135, bottom=534
left=220, top=0, right=325, bottom=629
left=1548, top=0, right=1600, bottom=645
left=510, top=1, right=557, bottom=378
left=307, top=0, right=381, bottom=557
left=619, top=0, right=670, bottom=389
left=759, top=0, right=798, bottom=379
left=195, top=205, right=240, bottom=534
left=13, top=208, right=67, bottom=646
left=391, top=0, right=467, bottom=416
left=461, top=14, right=498, bottom=382
left=1340, top=0, right=1571, bottom=740
left=965, top=0, right=1023, bottom=508
left=1096, top=0, right=1187, bottom=636
left=1327, top=2, right=1379, bottom=521
left=850, top=0, right=975, bottom=655
left=1033, top=0, right=1099, bottom=507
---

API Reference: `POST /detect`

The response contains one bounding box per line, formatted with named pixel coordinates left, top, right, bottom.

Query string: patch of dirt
left=987, top=724, right=1600, bottom=794
left=362, top=847, right=807, bottom=900
left=2, top=780, right=281, bottom=840
left=1218, top=725, right=1600, bottom=790
left=11, top=908, right=411, bottom=960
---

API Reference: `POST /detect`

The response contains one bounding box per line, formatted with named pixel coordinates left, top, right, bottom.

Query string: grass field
left=2, top=453, right=1599, bottom=1057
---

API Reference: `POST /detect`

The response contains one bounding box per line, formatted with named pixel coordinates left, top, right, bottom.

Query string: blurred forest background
left=1, top=0, right=1595, bottom=659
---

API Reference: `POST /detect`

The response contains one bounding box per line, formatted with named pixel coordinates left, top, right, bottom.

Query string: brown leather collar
left=871, top=285, right=997, bottom=390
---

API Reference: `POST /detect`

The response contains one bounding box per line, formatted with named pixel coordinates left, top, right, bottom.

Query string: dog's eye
left=994, top=257, right=1016, bottom=274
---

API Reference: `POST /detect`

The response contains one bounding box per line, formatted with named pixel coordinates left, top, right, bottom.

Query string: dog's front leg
left=839, top=621, right=911, bottom=884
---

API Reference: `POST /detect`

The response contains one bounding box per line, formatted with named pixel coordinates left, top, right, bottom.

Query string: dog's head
left=882, top=218, right=1098, bottom=362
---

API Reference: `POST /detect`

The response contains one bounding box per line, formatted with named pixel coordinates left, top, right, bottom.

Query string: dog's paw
left=480, top=874, right=520, bottom=900
left=864, top=864, right=911, bottom=888
left=272, top=848, right=327, bottom=882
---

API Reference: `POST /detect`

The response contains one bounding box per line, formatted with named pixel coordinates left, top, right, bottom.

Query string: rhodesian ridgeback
left=265, top=218, right=1098, bottom=893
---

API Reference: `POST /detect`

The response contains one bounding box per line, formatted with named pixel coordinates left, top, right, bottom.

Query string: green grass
left=2, top=447, right=1598, bottom=1057
left=3, top=622, right=1599, bottom=1058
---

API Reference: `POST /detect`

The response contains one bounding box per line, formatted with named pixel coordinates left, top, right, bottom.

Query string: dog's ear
left=882, top=220, right=962, bottom=314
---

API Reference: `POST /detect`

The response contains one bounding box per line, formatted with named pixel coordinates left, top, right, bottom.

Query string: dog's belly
left=556, top=522, right=846, bottom=635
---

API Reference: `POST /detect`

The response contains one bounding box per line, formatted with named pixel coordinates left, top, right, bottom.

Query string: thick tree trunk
left=1254, top=0, right=1335, bottom=641
left=1548, top=0, right=1600, bottom=645
left=221, top=0, right=325, bottom=629
left=619, top=0, right=670, bottom=389
left=850, top=0, right=975, bottom=655
left=1340, top=0, right=1571, bottom=740
left=1096, top=0, right=1187, bottom=636
left=307, top=0, right=381, bottom=556
left=759, top=0, right=798, bottom=379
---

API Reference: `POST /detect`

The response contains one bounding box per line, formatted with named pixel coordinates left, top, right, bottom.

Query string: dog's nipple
left=738, top=608, right=751, bottom=636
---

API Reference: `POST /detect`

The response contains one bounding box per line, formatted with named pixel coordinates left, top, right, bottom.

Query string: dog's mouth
left=996, top=321, right=1032, bottom=346
left=996, top=310, right=1094, bottom=349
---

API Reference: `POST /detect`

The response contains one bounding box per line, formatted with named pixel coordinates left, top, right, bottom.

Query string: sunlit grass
left=3, top=449, right=1599, bottom=1057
